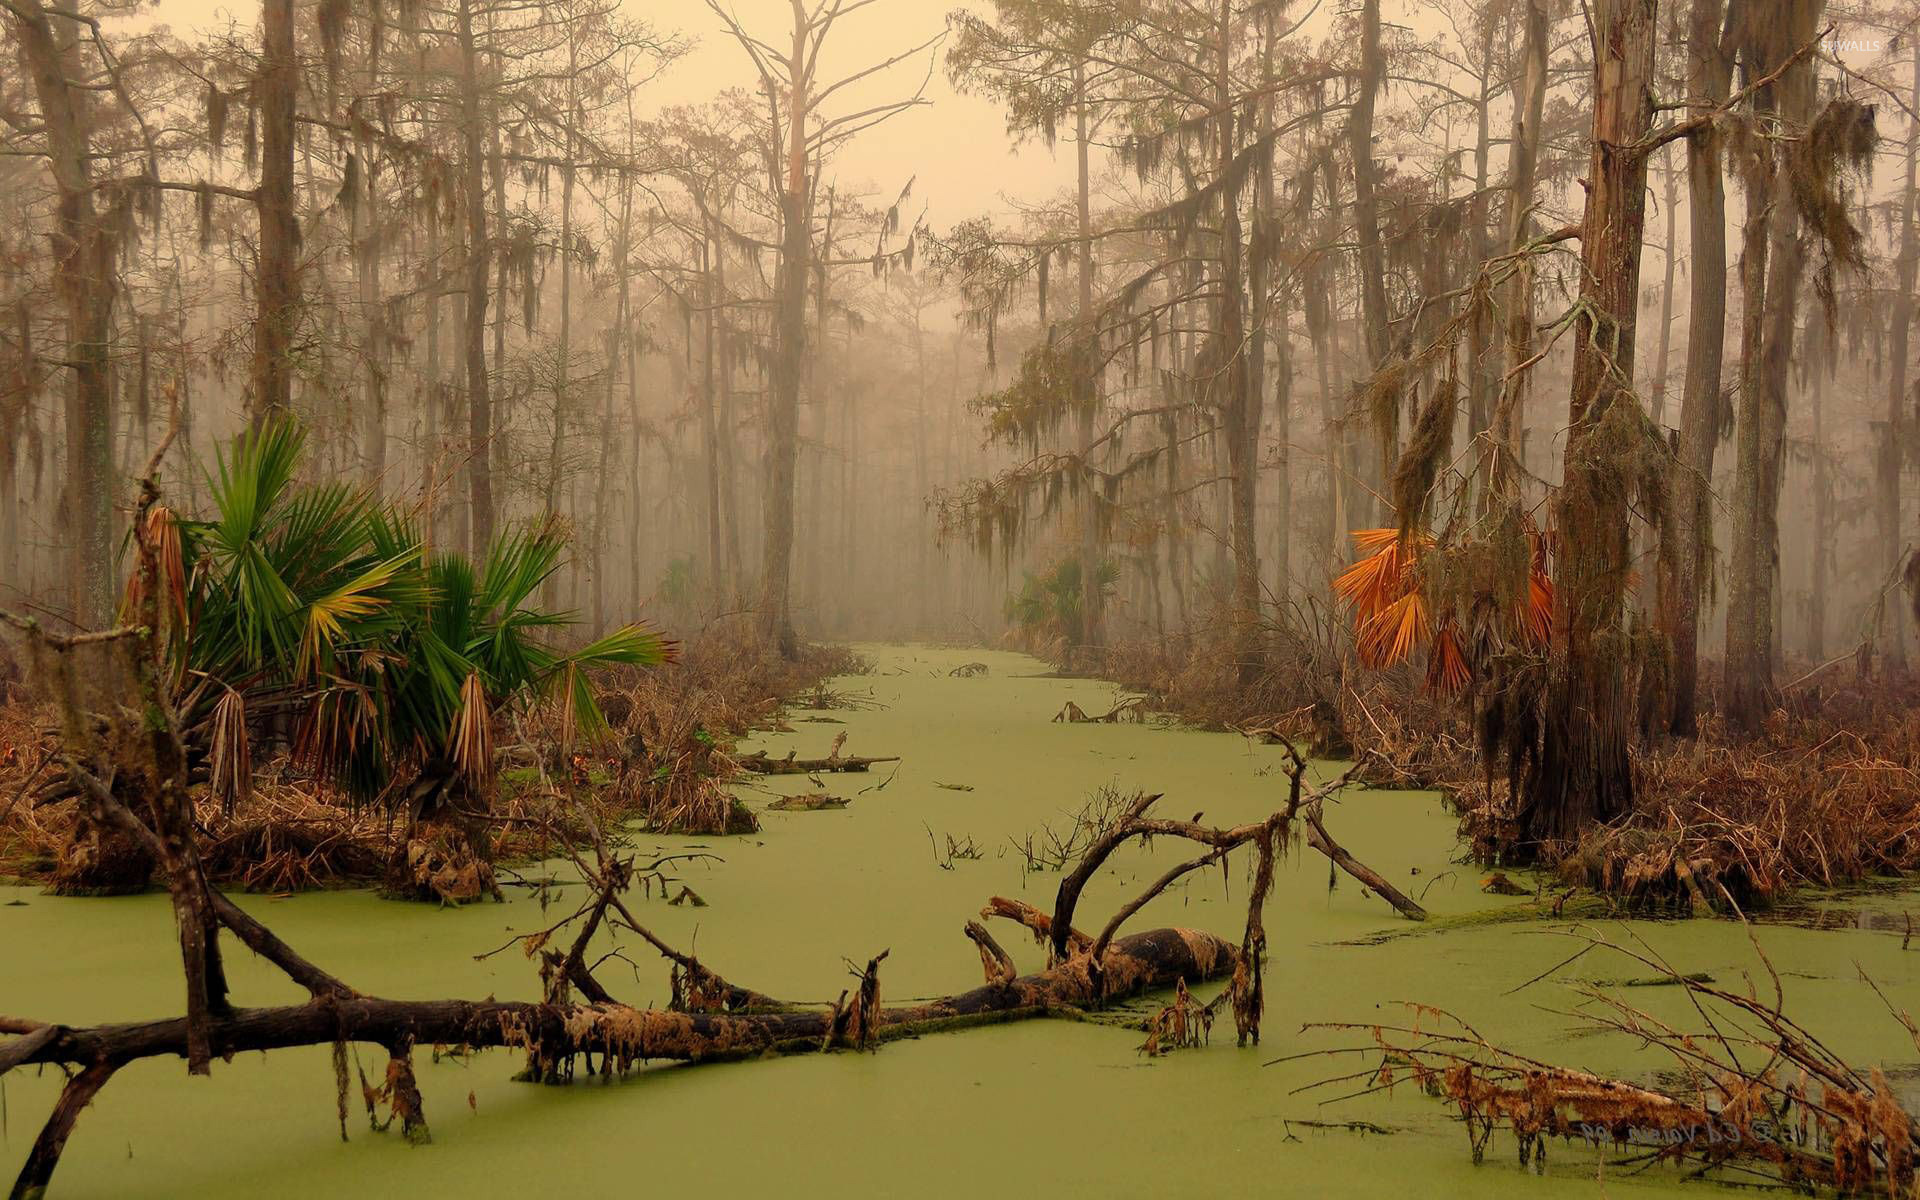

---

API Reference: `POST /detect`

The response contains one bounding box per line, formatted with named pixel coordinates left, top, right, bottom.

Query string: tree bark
left=1809, top=377, right=1829, bottom=661
left=11, top=0, right=115, bottom=629
left=1665, top=0, right=1732, bottom=737
left=1488, top=0, right=1549, bottom=500
left=759, top=0, right=812, bottom=658
left=698, top=224, right=726, bottom=600
left=1215, top=0, right=1262, bottom=683
left=457, top=0, right=494, bottom=555
left=1724, top=0, right=1821, bottom=733
left=252, top=0, right=297, bottom=429
left=1348, top=0, right=1391, bottom=522
left=1881, top=38, right=1919, bottom=673
left=1521, top=0, right=1657, bottom=847
left=4, top=924, right=1233, bottom=1198
left=1073, top=63, right=1104, bottom=656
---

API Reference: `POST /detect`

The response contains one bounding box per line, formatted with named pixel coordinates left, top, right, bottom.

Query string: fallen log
left=4, top=926, right=1233, bottom=1076
left=1303, top=809, right=1426, bottom=921
left=738, top=749, right=900, bottom=774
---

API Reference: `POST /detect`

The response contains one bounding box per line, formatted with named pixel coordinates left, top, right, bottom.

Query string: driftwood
left=1053, top=696, right=1147, bottom=723
left=738, top=749, right=900, bottom=774
left=4, top=925, right=1234, bottom=1078
left=766, top=792, right=850, bottom=811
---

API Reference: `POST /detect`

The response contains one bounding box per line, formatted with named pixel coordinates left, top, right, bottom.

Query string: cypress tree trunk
left=14, top=0, right=115, bottom=627
left=1489, top=0, right=1548, bottom=501
left=1521, top=0, right=1656, bottom=847
left=1665, top=0, right=1731, bottom=736
left=1809, top=378, right=1829, bottom=661
left=1725, top=0, right=1821, bottom=733
left=252, top=0, right=297, bottom=429
left=699, top=223, right=725, bottom=599
left=1349, top=0, right=1392, bottom=520
left=759, top=0, right=812, bottom=658
left=1881, top=39, right=1919, bottom=673
left=1072, top=61, right=1103, bottom=656
left=457, top=0, right=494, bottom=554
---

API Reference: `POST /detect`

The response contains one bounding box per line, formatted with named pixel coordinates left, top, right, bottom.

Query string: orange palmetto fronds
left=1333, top=529, right=1434, bottom=672
left=1427, top=622, right=1473, bottom=693
left=1334, top=527, right=1556, bottom=693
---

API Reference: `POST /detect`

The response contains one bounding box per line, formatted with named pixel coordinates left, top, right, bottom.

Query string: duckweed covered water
left=5, top=645, right=1919, bottom=1197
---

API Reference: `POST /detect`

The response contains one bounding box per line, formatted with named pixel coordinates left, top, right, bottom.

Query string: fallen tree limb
left=737, top=749, right=901, bottom=774
left=3, top=926, right=1233, bottom=1078
left=1303, top=808, right=1426, bottom=921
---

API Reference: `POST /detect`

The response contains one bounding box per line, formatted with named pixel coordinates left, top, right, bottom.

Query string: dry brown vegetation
left=1300, top=930, right=1920, bottom=1195
left=1086, top=626, right=1920, bottom=912
left=0, top=625, right=866, bottom=896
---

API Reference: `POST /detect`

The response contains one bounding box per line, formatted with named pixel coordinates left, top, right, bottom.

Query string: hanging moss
left=1791, top=97, right=1879, bottom=323
left=206, top=83, right=229, bottom=160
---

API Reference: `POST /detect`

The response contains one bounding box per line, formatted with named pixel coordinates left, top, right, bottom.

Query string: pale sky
left=148, top=0, right=1076, bottom=227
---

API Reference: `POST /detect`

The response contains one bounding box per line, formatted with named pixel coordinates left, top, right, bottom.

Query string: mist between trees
left=0, top=0, right=1918, bottom=838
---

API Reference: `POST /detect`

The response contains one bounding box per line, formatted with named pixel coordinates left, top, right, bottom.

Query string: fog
left=2, top=0, right=1918, bottom=747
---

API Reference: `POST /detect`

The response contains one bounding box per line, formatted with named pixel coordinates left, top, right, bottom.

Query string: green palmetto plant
left=1004, top=555, right=1116, bottom=651
left=142, top=419, right=674, bottom=814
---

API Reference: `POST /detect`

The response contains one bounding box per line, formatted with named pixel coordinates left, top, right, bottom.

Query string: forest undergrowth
left=1083, top=626, right=1920, bottom=912
left=0, top=626, right=864, bottom=898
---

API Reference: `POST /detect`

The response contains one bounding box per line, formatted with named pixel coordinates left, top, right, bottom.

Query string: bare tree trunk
left=1213, top=0, right=1262, bottom=682
left=1256, top=8, right=1288, bottom=611
left=1809, top=377, right=1829, bottom=661
left=698, top=224, right=725, bottom=600
left=1650, top=148, right=1679, bottom=428
left=354, top=153, right=386, bottom=483
left=424, top=200, right=442, bottom=548
left=540, top=123, right=577, bottom=612
left=711, top=218, right=744, bottom=593
left=594, top=178, right=634, bottom=638
left=1725, top=0, right=1821, bottom=733
left=759, top=0, right=812, bottom=657
left=1663, top=0, right=1732, bottom=737
left=1349, top=0, right=1391, bottom=520
left=542, top=66, right=579, bottom=551
left=1073, top=63, right=1104, bottom=655
left=252, top=0, right=297, bottom=429
left=1465, top=13, right=1497, bottom=480
left=1521, top=0, right=1656, bottom=846
left=1489, top=0, right=1548, bottom=500
left=911, top=294, right=930, bottom=633
left=1881, top=38, right=1918, bottom=673
left=457, top=0, right=494, bottom=554
left=490, top=126, right=510, bottom=527
left=13, top=0, right=115, bottom=627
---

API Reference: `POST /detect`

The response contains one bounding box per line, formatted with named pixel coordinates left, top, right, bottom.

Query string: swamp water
left=4, top=644, right=1919, bottom=1197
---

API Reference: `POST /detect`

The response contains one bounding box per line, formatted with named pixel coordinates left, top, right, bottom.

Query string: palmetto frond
left=1426, top=623, right=1473, bottom=694
left=1336, top=524, right=1556, bottom=689
left=1356, top=591, right=1429, bottom=669
left=449, top=671, right=494, bottom=788
left=543, top=625, right=679, bottom=749
left=178, top=418, right=676, bottom=809
left=208, top=687, right=252, bottom=815
left=297, top=553, right=417, bottom=679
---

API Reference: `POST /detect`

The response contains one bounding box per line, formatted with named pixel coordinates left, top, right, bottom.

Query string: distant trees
left=705, top=0, right=935, bottom=657
left=5, top=0, right=1920, bottom=837
left=6, top=0, right=139, bottom=627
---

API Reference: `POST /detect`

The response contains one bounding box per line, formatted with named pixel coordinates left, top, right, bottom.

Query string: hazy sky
left=152, top=0, right=1076, bottom=227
